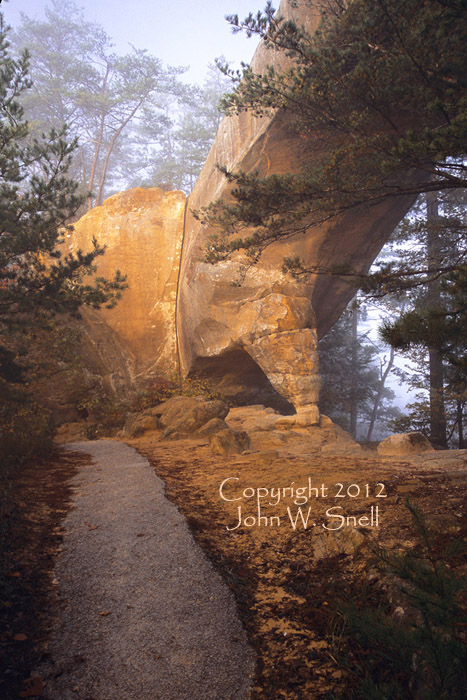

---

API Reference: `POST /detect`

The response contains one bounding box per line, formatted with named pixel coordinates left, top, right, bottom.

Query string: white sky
left=2, top=0, right=263, bottom=83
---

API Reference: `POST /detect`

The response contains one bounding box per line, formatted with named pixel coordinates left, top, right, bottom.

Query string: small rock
left=124, top=413, right=160, bottom=438
left=313, top=527, right=366, bottom=561
left=377, top=432, right=433, bottom=456
left=210, top=429, right=251, bottom=455
left=195, top=418, right=230, bottom=436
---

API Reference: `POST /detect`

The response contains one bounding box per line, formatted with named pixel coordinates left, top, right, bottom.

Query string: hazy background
left=2, top=0, right=262, bottom=83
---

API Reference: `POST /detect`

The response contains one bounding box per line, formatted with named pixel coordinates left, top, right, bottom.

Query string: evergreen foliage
left=195, top=0, right=467, bottom=263
left=329, top=501, right=467, bottom=699
left=11, top=0, right=181, bottom=207
left=0, top=14, right=125, bottom=399
left=11, top=1, right=230, bottom=201
left=134, top=63, right=231, bottom=193
left=319, top=301, right=399, bottom=438
left=376, top=193, right=467, bottom=446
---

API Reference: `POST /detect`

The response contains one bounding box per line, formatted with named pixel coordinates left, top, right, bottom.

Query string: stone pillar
left=246, top=328, right=321, bottom=425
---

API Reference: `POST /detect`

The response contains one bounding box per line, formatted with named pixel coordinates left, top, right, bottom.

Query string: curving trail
left=40, top=440, right=255, bottom=700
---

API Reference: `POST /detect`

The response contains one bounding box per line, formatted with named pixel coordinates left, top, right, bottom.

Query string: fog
left=3, top=0, right=261, bottom=84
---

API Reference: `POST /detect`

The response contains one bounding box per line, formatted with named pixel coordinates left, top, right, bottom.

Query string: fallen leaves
left=18, top=675, right=44, bottom=698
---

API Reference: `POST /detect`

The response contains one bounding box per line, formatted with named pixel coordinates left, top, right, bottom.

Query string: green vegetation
left=130, top=373, right=226, bottom=412
left=361, top=190, right=466, bottom=447
left=197, top=0, right=466, bottom=446
left=0, top=14, right=125, bottom=468
left=197, top=0, right=467, bottom=263
left=328, top=501, right=467, bottom=699
left=319, top=300, right=400, bottom=440
left=11, top=0, right=230, bottom=201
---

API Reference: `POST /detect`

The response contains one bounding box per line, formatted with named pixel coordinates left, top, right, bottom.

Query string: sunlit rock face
left=70, top=1, right=416, bottom=416
left=177, top=0, right=415, bottom=416
left=68, top=187, right=186, bottom=379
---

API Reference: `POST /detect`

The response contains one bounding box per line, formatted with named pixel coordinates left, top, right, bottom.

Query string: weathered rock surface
left=124, top=412, right=160, bottom=438
left=68, top=188, right=186, bottom=379
left=150, top=396, right=229, bottom=439
left=177, top=0, right=416, bottom=413
left=226, top=405, right=360, bottom=455
left=65, top=1, right=418, bottom=418
left=210, top=429, right=251, bottom=456
left=377, top=432, right=434, bottom=456
left=195, top=417, right=231, bottom=436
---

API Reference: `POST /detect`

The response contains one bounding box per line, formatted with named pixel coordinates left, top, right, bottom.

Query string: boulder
left=224, top=405, right=362, bottom=455
left=195, top=417, right=230, bottom=436
left=226, top=404, right=320, bottom=433
left=210, top=429, right=251, bottom=456
left=124, top=412, right=160, bottom=438
left=66, top=187, right=186, bottom=378
left=152, top=396, right=229, bottom=439
left=377, top=432, right=433, bottom=456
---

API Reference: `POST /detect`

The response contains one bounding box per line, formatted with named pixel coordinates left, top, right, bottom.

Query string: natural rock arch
left=69, top=0, right=416, bottom=421
left=176, top=0, right=415, bottom=421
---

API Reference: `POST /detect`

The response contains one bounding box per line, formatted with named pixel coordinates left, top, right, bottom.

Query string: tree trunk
left=88, top=64, right=111, bottom=210
left=88, top=112, right=106, bottom=210
left=426, top=192, right=447, bottom=448
left=366, top=345, right=395, bottom=441
left=95, top=100, right=143, bottom=207
left=457, top=400, right=464, bottom=449
left=349, top=302, right=358, bottom=439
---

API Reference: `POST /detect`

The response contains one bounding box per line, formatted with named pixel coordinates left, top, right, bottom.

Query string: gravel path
left=40, top=440, right=255, bottom=700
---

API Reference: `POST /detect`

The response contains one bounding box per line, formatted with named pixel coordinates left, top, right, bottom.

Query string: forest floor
left=1, top=440, right=254, bottom=700
left=131, top=434, right=467, bottom=700
left=1, top=433, right=466, bottom=699
left=0, top=450, right=81, bottom=699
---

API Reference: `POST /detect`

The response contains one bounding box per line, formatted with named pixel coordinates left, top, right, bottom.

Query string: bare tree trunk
left=366, top=345, right=395, bottom=441
left=88, top=112, right=106, bottom=210
left=426, top=192, right=447, bottom=448
left=88, top=64, right=111, bottom=210
left=349, top=302, right=358, bottom=439
left=457, top=400, right=464, bottom=448
left=95, top=100, right=143, bottom=207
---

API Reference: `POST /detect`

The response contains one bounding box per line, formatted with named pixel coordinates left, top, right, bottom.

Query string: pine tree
left=319, top=300, right=399, bottom=438
left=379, top=193, right=467, bottom=448
left=197, top=0, right=467, bottom=263
left=11, top=0, right=183, bottom=206
left=0, top=15, right=125, bottom=391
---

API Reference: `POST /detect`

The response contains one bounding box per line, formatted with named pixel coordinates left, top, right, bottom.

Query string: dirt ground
left=1, top=434, right=466, bottom=699
left=0, top=451, right=85, bottom=699
left=130, top=434, right=467, bottom=700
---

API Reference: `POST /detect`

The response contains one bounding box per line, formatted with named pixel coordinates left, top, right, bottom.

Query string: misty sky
left=2, top=0, right=264, bottom=83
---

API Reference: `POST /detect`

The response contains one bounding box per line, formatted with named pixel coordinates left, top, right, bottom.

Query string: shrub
left=130, top=372, right=226, bottom=412
left=0, top=399, right=55, bottom=472
left=328, top=501, right=467, bottom=699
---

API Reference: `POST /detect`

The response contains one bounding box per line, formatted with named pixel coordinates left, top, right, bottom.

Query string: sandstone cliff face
left=68, top=188, right=186, bottom=379
left=177, top=0, right=415, bottom=418
left=68, top=1, right=416, bottom=418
